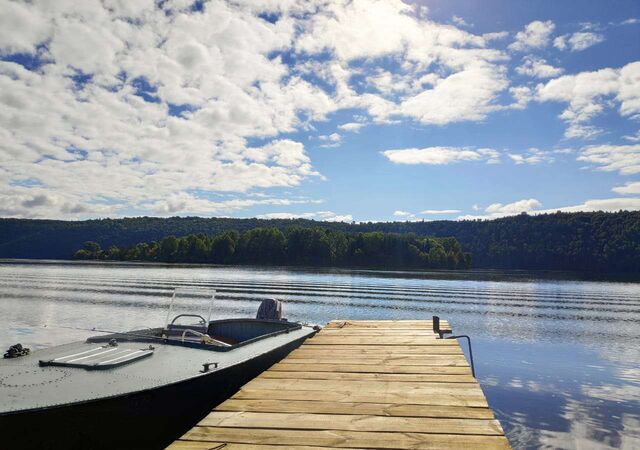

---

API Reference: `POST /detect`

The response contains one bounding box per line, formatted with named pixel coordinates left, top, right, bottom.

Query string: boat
left=0, top=290, right=316, bottom=449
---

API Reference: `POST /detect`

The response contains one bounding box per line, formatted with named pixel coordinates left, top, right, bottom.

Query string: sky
left=0, top=0, right=639, bottom=222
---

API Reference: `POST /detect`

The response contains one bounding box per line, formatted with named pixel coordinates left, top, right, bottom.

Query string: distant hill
left=1, top=211, right=639, bottom=273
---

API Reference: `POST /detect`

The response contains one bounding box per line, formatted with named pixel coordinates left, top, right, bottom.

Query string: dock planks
left=168, top=319, right=511, bottom=450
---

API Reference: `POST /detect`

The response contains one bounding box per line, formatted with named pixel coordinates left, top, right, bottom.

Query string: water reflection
left=0, top=261, right=638, bottom=449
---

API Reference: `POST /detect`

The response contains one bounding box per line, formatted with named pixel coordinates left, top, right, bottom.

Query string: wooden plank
left=326, top=320, right=450, bottom=329
left=305, top=336, right=450, bottom=345
left=180, top=427, right=511, bottom=449
left=199, top=411, right=504, bottom=436
left=287, top=344, right=460, bottom=352
left=244, top=378, right=484, bottom=395
left=269, top=356, right=469, bottom=366
left=258, top=371, right=476, bottom=383
left=320, top=329, right=446, bottom=335
left=288, top=346, right=463, bottom=355
left=167, top=443, right=371, bottom=450
left=216, top=398, right=495, bottom=419
left=233, top=388, right=488, bottom=407
left=270, top=362, right=472, bottom=375
left=326, top=319, right=449, bottom=325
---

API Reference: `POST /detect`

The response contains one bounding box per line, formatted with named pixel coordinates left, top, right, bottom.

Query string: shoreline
left=1, top=258, right=638, bottom=283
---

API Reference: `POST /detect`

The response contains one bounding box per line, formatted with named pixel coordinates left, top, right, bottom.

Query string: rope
left=3, top=343, right=30, bottom=359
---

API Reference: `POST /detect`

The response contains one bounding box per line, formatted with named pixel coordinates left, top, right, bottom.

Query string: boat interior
left=85, top=317, right=302, bottom=352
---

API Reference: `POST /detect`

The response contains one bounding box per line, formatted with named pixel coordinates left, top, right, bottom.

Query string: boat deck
left=168, top=319, right=511, bottom=449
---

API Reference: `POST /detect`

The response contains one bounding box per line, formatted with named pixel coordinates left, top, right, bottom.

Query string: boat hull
left=0, top=335, right=308, bottom=450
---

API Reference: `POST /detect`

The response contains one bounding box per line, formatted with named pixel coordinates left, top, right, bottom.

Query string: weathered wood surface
left=168, top=319, right=511, bottom=450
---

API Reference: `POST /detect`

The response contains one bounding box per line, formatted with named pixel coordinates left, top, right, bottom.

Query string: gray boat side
left=0, top=318, right=315, bottom=415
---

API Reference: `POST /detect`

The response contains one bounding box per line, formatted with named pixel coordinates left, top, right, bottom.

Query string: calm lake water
left=1, top=260, right=639, bottom=449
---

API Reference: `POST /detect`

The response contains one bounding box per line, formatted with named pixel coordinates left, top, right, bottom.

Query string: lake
left=1, top=260, right=638, bottom=449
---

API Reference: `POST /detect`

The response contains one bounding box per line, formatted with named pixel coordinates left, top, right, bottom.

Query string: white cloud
left=382, top=147, right=500, bottom=165
left=538, top=198, right=640, bottom=213
left=508, top=148, right=555, bottom=165
left=508, top=20, right=555, bottom=52
left=554, top=32, right=604, bottom=51
left=536, top=61, right=640, bottom=139
left=624, top=131, right=640, bottom=142
left=296, top=0, right=511, bottom=125
left=317, top=132, right=342, bottom=148
left=420, top=209, right=461, bottom=214
left=509, top=85, right=534, bottom=109
left=483, top=31, right=509, bottom=41
left=0, top=0, right=539, bottom=219
left=0, top=0, right=634, bottom=221
left=257, top=211, right=353, bottom=222
left=393, top=209, right=461, bottom=220
left=452, top=16, right=471, bottom=28
left=457, top=198, right=541, bottom=220
left=0, top=1, right=338, bottom=219
left=338, top=122, right=365, bottom=132
left=486, top=198, right=542, bottom=215
left=398, top=63, right=509, bottom=125
left=515, top=56, right=563, bottom=78
left=613, top=182, right=640, bottom=195
left=459, top=196, right=640, bottom=220
left=0, top=0, right=51, bottom=55
left=577, top=144, right=640, bottom=175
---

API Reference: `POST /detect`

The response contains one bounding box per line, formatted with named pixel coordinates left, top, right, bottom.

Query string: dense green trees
left=73, top=227, right=472, bottom=270
left=2, top=211, right=639, bottom=273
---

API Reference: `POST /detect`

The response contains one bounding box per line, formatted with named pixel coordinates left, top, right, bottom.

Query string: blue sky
left=0, top=0, right=639, bottom=222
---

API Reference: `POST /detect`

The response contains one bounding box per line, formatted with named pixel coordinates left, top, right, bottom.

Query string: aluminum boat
left=0, top=291, right=316, bottom=449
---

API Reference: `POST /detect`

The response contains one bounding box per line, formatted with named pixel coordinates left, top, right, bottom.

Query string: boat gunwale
left=86, top=318, right=305, bottom=352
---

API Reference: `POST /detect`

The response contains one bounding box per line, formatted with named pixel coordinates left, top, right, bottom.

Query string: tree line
left=73, top=227, right=472, bottom=270
left=2, top=211, right=639, bottom=273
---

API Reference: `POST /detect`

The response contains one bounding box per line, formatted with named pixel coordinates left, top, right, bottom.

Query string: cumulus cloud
left=459, top=196, right=640, bottom=219
left=0, top=0, right=533, bottom=219
left=554, top=32, right=605, bottom=51
left=0, top=0, right=343, bottom=218
left=508, top=148, right=555, bottom=165
left=256, top=211, right=353, bottom=222
left=0, top=0, right=634, bottom=221
left=451, top=16, right=471, bottom=28
left=382, top=147, right=500, bottom=165
left=318, top=132, right=342, bottom=148
left=296, top=0, right=511, bottom=125
left=515, top=56, right=563, bottom=78
left=577, top=144, right=640, bottom=175
left=486, top=199, right=542, bottom=215
left=539, top=197, right=640, bottom=213
left=338, top=122, right=365, bottom=132
left=620, top=18, right=640, bottom=26
left=613, top=182, right=640, bottom=195
left=420, top=209, right=461, bottom=215
left=393, top=209, right=461, bottom=220
left=536, top=61, right=640, bottom=139
left=508, top=20, right=555, bottom=52
left=458, top=198, right=541, bottom=220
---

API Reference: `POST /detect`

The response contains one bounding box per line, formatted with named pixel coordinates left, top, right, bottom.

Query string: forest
left=1, top=210, right=639, bottom=273
left=72, top=228, right=472, bottom=270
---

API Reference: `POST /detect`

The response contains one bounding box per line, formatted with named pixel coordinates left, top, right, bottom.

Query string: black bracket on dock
left=433, top=316, right=476, bottom=378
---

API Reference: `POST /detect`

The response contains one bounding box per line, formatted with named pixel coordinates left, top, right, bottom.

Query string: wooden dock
left=168, top=319, right=511, bottom=450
